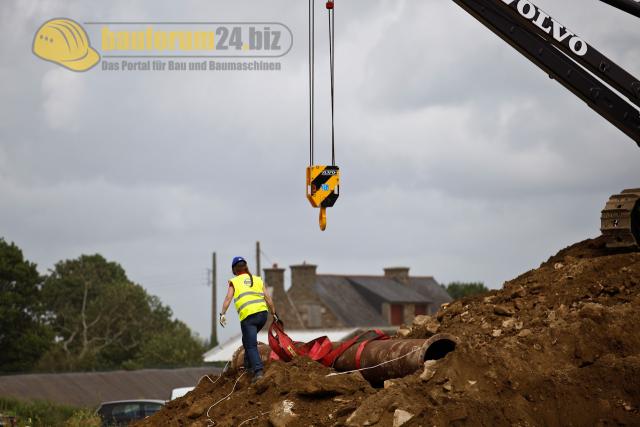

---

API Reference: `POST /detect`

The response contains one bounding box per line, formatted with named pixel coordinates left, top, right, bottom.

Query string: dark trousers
left=240, top=310, right=268, bottom=374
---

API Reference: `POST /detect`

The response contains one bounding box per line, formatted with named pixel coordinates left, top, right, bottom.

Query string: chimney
left=264, top=263, right=285, bottom=300
left=384, top=267, right=410, bottom=284
left=290, top=262, right=317, bottom=291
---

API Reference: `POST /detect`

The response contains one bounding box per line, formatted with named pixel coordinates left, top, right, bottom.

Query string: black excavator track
left=601, top=189, right=640, bottom=249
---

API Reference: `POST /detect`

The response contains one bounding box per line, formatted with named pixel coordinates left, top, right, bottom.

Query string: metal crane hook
left=319, top=207, right=327, bottom=231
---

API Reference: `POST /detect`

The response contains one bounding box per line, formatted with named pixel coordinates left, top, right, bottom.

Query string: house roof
left=347, top=276, right=431, bottom=303
left=314, top=276, right=389, bottom=326
left=309, top=274, right=451, bottom=327
left=407, top=277, right=451, bottom=306
left=0, top=367, right=219, bottom=408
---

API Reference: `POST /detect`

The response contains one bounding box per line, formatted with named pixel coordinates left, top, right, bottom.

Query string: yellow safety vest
left=230, top=273, right=269, bottom=321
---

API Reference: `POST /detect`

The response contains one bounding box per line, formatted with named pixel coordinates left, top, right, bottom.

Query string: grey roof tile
left=0, top=367, right=219, bottom=407
left=314, top=276, right=388, bottom=327
left=407, top=277, right=452, bottom=306
left=289, top=272, right=450, bottom=327
left=347, top=276, right=431, bottom=303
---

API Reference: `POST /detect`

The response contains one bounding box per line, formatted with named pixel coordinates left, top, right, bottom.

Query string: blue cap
left=231, top=256, right=246, bottom=270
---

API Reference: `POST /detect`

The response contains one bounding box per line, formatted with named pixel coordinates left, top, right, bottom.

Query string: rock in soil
left=420, top=360, right=437, bottom=382
left=393, top=409, right=414, bottom=427
left=269, top=399, right=297, bottom=427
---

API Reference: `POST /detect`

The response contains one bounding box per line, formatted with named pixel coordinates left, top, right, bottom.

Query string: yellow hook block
left=306, top=165, right=340, bottom=231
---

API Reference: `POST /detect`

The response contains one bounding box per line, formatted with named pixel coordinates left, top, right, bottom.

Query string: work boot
left=251, top=371, right=264, bottom=384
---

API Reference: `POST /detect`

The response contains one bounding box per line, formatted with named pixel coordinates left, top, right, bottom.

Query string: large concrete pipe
left=332, top=333, right=458, bottom=384
left=230, top=334, right=458, bottom=384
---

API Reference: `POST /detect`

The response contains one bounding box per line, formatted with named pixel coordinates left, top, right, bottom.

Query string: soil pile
left=136, top=237, right=640, bottom=426
left=137, top=357, right=373, bottom=427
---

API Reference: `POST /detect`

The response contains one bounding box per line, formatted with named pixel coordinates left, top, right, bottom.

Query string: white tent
left=203, top=328, right=360, bottom=362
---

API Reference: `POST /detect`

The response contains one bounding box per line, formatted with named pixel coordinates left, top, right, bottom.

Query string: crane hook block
left=306, top=165, right=340, bottom=230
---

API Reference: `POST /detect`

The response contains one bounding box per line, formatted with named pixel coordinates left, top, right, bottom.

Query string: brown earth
left=136, top=236, right=640, bottom=426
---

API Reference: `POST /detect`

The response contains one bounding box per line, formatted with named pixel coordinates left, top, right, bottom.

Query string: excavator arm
left=450, top=0, right=640, bottom=247
left=598, top=0, right=640, bottom=19
left=451, top=0, right=640, bottom=145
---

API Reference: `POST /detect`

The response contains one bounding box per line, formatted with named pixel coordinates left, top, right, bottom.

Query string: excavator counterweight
left=601, top=189, right=640, bottom=248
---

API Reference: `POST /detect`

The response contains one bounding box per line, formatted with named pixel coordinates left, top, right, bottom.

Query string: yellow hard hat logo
left=33, top=18, right=100, bottom=72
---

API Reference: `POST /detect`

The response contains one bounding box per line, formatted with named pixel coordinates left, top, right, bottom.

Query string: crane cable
left=308, top=0, right=336, bottom=166
left=309, top=0, right=315, bottom=166
left=328, top=0, right=336, bottom=166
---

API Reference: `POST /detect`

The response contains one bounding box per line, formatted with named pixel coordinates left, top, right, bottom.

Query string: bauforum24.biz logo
left=33, top=18, right=293, bottom=72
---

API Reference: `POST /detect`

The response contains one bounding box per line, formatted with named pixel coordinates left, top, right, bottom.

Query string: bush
left=64, top=409, right=101, bottom=427
left=0, top=396, right=81, bottom=427
left=445, top=281, right=489, bottom=300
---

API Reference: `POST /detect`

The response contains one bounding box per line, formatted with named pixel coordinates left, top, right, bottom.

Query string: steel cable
left=309, top=0, right=315, bottom=166
left=328, top=4, right=336, bottom=165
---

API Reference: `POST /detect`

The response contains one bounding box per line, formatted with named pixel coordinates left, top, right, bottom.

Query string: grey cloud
left=0, top=0, right=638, bottom=341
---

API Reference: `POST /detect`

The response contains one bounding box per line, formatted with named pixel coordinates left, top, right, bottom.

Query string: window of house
left=307, top=304, right=322, bottom=328
left=390, top=304, right=404, bottom=325
left=414, top=304, right=427, bottom=316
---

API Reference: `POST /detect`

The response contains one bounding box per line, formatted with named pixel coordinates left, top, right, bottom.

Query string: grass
left=0, top=397, right=100, bottom=427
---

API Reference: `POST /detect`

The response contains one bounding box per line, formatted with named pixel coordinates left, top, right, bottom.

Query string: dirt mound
left=136, top=357, right=373, bottom=427
left=136, top=238, right=640, bottom=426
left=542, top=235, right=637, bottom=267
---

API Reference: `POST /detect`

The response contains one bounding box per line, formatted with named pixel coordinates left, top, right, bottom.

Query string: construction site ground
left=136, top=236, right=640, bottom=426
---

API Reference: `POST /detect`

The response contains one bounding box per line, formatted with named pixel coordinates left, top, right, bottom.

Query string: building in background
left=265, top=263, right=451, bottom=329
left=0, top=367, right=217, bottom=407
left=203, top=263, right=451, bottom=362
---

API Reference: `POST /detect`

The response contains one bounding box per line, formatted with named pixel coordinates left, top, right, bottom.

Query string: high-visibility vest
left=230, top=273, right=269, bottom=321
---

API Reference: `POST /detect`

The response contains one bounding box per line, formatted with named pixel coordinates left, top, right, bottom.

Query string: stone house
left=264, top=263, right=451, bottom=329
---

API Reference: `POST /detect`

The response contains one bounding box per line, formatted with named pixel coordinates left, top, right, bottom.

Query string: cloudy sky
left=1, top=0, right=638, bottom=343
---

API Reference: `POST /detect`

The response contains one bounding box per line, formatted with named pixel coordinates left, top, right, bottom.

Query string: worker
left=219, top=256, right=279, bottom=383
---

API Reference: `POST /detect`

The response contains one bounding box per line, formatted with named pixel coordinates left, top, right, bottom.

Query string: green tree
left=40, top=254, right=204, bottom=371
left=40, top=255, right=148, bottom=370
left=132, top=320, right=205, bottom=368
left=0, top=238, right=52, bottom=372
left=445, top=281, right=489, bottom=300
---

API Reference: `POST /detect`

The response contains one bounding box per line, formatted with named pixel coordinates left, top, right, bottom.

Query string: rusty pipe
left=332, top=333, right=458, bottom=383
left=230, top=334, right=458, bottom=384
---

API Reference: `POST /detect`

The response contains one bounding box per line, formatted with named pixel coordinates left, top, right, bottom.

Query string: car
left=170, top=386, right=194, bottom=400
left=96, top=399, right=164, bottom=426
